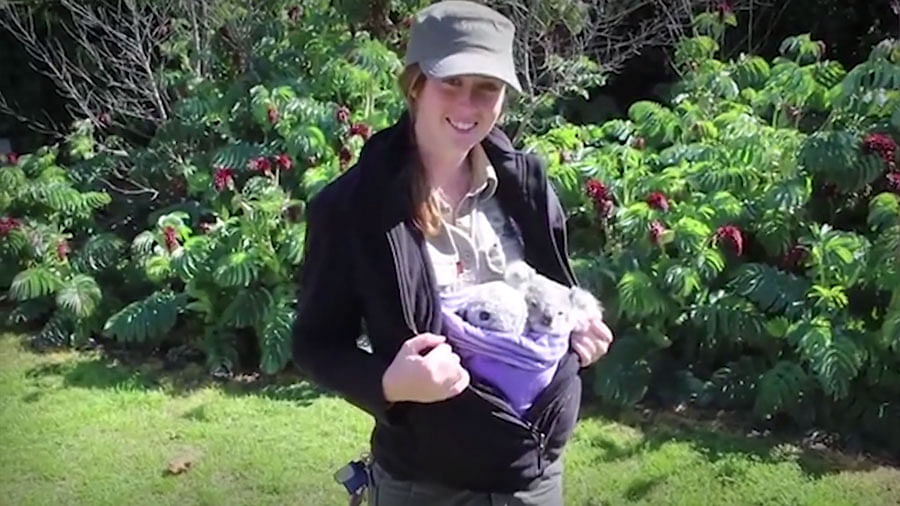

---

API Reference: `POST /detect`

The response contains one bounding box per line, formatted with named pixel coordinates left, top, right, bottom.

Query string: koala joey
left=504, top=260, right=602, bottom=335
left=455, top=280, right=528, bottom=335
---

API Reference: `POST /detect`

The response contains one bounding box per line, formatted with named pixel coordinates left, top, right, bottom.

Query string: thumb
left=402, top=333, right=446, bottom=355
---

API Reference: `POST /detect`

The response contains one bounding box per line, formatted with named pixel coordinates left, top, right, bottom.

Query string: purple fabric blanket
left=439, top=287, right=572, bottom=415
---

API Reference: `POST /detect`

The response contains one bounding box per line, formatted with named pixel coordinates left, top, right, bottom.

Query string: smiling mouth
left=447, top=118, right=477, bottom=133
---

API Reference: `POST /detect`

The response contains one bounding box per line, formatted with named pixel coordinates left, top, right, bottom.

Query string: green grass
left=1, top=332, right=897, bottom=506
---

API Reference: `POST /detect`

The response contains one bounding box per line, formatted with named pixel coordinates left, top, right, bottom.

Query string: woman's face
left=412, top=73, right=506, bottom=155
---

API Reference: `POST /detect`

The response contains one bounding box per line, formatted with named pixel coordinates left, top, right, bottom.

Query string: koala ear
left=569, top=287, right=601, bottom=314
left=504, top=260, right=535, bottom=290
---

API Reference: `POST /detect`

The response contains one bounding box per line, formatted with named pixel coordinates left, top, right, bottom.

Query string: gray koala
left=455, top=281, right=528, bottom=335
left=504, top=260, right=602, bottom=335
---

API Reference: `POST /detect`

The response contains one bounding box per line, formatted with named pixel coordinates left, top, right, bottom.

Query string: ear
left=569, top=287, right=601, bottom=315
left=504, top=260, right=535, bottom=290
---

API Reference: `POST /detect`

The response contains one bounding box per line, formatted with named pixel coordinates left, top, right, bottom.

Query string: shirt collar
left=433, top=143, right=499, bottom=215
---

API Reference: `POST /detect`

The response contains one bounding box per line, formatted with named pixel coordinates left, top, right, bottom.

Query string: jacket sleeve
left=291, top=187, right=400, bottom=425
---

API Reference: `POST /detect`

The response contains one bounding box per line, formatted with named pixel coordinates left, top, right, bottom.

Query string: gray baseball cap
left=405, top=1, right=523, bottom=93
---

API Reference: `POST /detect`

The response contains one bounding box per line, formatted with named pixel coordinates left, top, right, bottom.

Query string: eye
left=477, top=81, right=502, bottom=94
left=443, top=76, right=463, bottom=87
left=542, top=315, right=553, bottom=326
left=479, top=311, right=491, bottom=321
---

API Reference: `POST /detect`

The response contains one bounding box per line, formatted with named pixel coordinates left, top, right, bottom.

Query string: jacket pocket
left=404, top=388, right=542, bottom=492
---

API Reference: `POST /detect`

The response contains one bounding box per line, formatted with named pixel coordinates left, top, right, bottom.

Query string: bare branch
left=0, top=0, right=182, bottom=140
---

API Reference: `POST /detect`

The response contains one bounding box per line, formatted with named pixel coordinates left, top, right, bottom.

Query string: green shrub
left=525, top=33, right=900, bottom=451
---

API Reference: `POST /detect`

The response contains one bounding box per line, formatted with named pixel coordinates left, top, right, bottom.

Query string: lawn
left=1, top=331, right=897, bottom=506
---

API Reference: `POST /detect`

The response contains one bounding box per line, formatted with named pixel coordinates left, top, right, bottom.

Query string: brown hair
left=398, top=63, right=443, bottom=238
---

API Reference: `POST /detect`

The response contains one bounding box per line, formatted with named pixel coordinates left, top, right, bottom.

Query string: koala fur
left=455, top=281, right=528, bottom=335
left=504, top=260, right=602, bottom=335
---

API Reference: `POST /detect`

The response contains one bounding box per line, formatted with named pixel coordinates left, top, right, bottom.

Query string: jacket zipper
left=389, top=191, right=556, bottom=472
left=387, top=227, right=418, bottom=335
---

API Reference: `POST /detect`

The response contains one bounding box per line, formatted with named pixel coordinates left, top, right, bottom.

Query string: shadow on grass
left=577, top=403, right=881, bottom=480
left=21, top=351, right=333, bottom=407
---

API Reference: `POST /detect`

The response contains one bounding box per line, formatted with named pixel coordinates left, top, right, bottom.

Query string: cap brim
left=420, top=52, right=522, bottom=94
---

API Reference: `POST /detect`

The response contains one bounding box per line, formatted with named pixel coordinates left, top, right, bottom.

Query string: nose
left=453, top=86, right=479, bottom=112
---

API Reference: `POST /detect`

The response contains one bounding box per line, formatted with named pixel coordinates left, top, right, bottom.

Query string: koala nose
left=542, top=315, right=553, bottom=327
left=479, top=311, right=491, bottom=321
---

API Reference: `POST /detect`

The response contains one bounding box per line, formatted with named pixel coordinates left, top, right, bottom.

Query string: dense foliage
left=1, top=3, right=898, bottom=453
left=524, top=28, right=900, bottom=451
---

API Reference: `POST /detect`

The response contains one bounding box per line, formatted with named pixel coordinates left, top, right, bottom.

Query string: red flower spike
left=862, top=133, right=897, bottom=168
left=0, top=216, right=21, bottom=236
left=585, top=178, right=610, bottom=204
left=585, top=178, right=615, bottom=219
left=250, top=156, right=273, bottom=174
left=649, top=220, right=666, bottom=245
left=163, top=226, right=179, bottom=252
left=213, top=167, right=235, bottom=191
left=349, top=123, right=372, bottom=140
left=781, top=244, right=808, bottom=271
left=715, top=225, right=744, bottom=256
left=887, top=172, right=900, bottom=194
left=57, top=240, right=70, bottom=260
left=6, top=152, right=18, bottom=165
left=336, top=106, right=351, bottom=124
left=647, top=191, right=670, bottom=212
left=267, top=105, right=279, bottom=125
left=714, top=0, right=733, bottom=14
left=275, top=153, right=292, bottom=171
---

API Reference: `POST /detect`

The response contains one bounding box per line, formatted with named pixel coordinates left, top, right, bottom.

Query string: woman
left=291, top=1, right=614, bottom=504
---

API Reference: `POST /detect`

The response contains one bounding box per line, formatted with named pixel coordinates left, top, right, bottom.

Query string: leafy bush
left=0, top=132, right=116, bottom=346
left=525, top=32, right=900, bottom=451
left=3, top=1, right=405, bottom=375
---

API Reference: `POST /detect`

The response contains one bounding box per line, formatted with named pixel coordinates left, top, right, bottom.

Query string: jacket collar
left=354, top=110, right=528, bottom=232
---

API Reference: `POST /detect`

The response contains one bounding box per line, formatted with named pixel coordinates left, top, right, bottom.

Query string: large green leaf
left=71, top=233, right=125, bottom=273
left=617, top=270, right=669, bottom=319
left=628, top=101, right=681, bottom=146
left=277, top=224, right=307, bottom=266
left=9, top=266, right=64, bottom=300
left=788, top=319, right=865, bottom=400
left=728, top=263, right=810, bottom=316
left=259, top=304, right=295, bottom=375
left=56, top=274, right=102, bottom=319
left=732, top=56, right=771, bottom=89
left=144, top=255, right=172, bottom=283
left=689, top=294, right=769, bottom=352
left=868, top=192, right=900, bottom=231
left=222, top=286, right=274, bottom=328
left=754, top=361, right=812, bottom=418
left=172, top=236, right=214, bottom=280
left=103, top=291, right=183, bottom=343
left=592, top=333, right=653, bottom=407
left=214, top=251, right=260, bottom=287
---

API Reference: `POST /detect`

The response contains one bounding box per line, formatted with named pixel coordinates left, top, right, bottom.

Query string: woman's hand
left=382, top=333, right=471, bottom=403
left=571, top=313, right=614, bottom=367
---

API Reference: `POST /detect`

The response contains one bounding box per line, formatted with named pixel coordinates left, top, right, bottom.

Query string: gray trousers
left=366, top=458, right=564, bottom=506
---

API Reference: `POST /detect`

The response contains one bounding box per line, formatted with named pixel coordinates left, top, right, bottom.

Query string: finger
left=403, top=333, right=446, bottom=354
left=571, top=339, right=592, bottom=366
left=589, top=319, right=615, bottom=344
left=423, top=342, right=453, bottom=360
left=446, top=368, right=470, bottom=396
